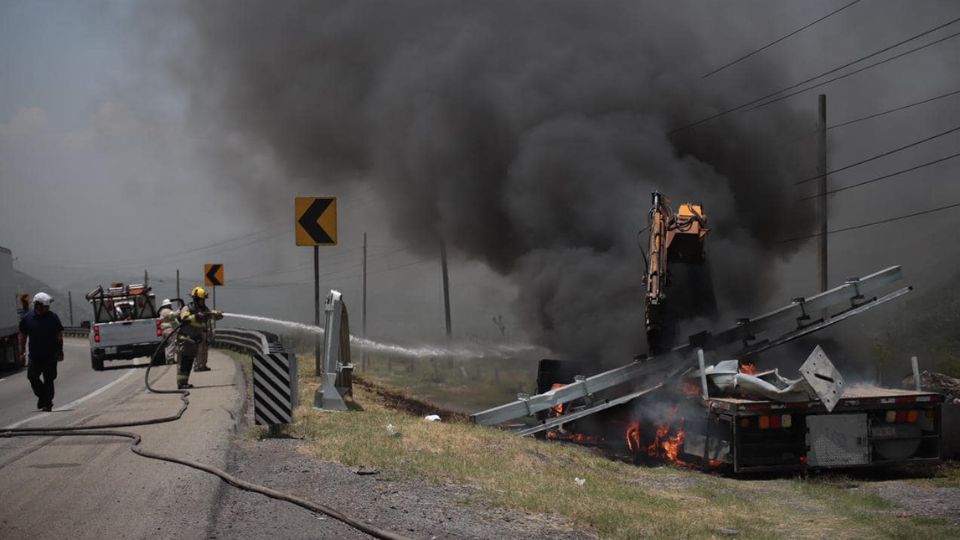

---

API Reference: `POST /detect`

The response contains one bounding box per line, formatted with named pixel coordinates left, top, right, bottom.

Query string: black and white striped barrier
left=253, top=352, right=299, bottom=426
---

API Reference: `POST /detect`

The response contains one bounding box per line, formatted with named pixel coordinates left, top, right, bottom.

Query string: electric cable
left=742, top=29, right=960, bottom=115
left=798, top=151, right=960, bottom=201
left=0, top=329, right=410, bottom=540
left=672, top=17, right=960, bottom=134
left=794, top=123, right=960, bottom=185
left=770, top=87, right=960, bottom=151
left=778, top=200, right=960, bottom=243
left=828, top=88, right=960, bottom=131
left=702, top=0, right=862, bottom=78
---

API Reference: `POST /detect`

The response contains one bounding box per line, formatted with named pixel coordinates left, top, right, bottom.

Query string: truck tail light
left=739, top=418, right=750, bottom=428
left=907, top=410, right=919, bottom=423
left=781, top=414, right=792, bottom=428
left=758, top=416, right=770, bottom=430
left=94, top=325, right=101, bottom=343
left=895, top=411, right=907, bottom=423
left=770, top=415, right=781, bottom=429
left=156, top=319, right=162, bottom=337
left=885, top=410, right=896, bottom=423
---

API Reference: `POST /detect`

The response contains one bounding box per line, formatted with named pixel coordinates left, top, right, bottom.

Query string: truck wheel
left=91, top=354, right=104, bottom=371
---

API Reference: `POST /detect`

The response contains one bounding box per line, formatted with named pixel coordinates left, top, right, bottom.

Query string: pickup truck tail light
left=93, top=325, right=100, bottom=343
left=156, top=319, right=163, bottom=337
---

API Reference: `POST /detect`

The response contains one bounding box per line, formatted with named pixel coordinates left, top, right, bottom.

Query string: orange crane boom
left=643, top=192, right=708, bottom=351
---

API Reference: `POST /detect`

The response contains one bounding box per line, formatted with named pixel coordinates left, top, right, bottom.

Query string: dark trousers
left=177, top=339, right=198, bottom=386
left=28, top=359, right=58, bottom=407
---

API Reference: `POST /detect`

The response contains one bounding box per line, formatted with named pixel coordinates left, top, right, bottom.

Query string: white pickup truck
left=86, top=283, right=163, bottom=370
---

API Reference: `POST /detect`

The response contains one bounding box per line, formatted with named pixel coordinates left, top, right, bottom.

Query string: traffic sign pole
left=314, top=245, right=321, bottom=377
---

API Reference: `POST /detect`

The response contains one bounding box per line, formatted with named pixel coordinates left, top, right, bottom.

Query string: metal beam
left=513, top=383, right=666, bottom=437
left=472, top=266, right=908, bottom=427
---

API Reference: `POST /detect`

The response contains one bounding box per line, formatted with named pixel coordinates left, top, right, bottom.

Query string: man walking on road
left=18, top=292, right=64, bottom=411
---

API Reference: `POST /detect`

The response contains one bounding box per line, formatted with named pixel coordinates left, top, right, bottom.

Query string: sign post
left=294, top=197, right=338, bottom=401
left=204, top=263, right=224, bottom=326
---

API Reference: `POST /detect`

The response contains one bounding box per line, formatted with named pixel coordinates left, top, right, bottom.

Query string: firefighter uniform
left=177, top=288, right=222, bottom=389
left=158, top=300, right=179, bottom=365
left=194, top=317, right=212, bottom=371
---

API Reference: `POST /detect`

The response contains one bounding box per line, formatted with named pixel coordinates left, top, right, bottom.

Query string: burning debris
left=474, top=266, right=947, bottom=473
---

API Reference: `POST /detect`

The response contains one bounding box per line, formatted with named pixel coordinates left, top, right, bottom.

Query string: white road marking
left=3, top=358, right=148, bottom=430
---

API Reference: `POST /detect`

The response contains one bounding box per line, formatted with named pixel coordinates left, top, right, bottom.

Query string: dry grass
left=237, top=354, right=956, bottom=539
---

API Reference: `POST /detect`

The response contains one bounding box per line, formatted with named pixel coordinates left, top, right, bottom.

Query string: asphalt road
left=0, top=338, right=243, bottom=540
left=0, top=339, right=145, bottom=429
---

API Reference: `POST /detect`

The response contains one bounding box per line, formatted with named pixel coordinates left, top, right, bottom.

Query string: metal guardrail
left=63, top=326, right=89, bottom=338
left=212, top=328, right=286, bottom=356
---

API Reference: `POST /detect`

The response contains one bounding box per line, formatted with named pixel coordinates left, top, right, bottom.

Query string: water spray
left=222, top=312, right=545, bottom=360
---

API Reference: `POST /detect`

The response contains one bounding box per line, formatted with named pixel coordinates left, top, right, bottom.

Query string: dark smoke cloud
left=166, top=1, right=814, bottom=362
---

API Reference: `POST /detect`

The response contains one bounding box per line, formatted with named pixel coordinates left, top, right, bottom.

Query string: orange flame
left=550, top=383, right=566, bottom=415
left=626, top=421, right=642, bottom=453
left=681, top=381, right=701, bottom=397
left=642, top=405, right=687, bottom=464
left=740, top=363, right=758, bottom=375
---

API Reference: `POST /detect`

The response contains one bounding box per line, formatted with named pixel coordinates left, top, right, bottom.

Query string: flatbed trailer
left=682, top=387, right=943, bottom=473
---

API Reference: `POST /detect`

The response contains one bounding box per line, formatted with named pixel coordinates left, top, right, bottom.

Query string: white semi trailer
left=0, top=245, right=23, bottom=368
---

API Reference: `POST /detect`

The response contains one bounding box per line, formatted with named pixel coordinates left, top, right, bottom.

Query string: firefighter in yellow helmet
left=176, top=287, right=223, bottom=389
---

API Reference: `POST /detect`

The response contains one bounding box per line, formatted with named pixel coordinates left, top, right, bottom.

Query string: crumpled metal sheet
left=703, top=347, right=845, bottom=410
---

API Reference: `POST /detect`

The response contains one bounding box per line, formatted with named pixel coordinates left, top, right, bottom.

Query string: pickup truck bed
left=90, top=318, right=162, bottom=370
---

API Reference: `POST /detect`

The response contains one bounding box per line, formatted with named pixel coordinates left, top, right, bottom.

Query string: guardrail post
left=314, top=290, right=351, bottom=411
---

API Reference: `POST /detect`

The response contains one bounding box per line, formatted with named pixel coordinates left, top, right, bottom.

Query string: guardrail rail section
left=213, top=328, right=298, bottom=427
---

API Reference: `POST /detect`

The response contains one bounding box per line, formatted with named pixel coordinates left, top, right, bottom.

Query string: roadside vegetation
left=239, top=356, right=958, bottom=540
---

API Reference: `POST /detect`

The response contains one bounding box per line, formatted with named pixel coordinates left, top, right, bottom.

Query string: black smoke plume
left=166, top=1, right=814, bottom=363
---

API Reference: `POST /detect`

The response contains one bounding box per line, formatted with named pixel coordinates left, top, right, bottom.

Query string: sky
left=1, top=0, right=959, bottom=362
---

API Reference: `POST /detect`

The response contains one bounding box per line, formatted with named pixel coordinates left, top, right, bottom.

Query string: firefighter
left=158, top=299, right=179, bottom=365
left=193, top=305, right=213, bottom=372
left=177, top=287, right=222, bottom=389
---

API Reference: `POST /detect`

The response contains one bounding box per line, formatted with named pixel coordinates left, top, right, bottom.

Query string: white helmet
left=33, top=292, right=54, bottom=306
left=161, top=298, right=172, bottom=308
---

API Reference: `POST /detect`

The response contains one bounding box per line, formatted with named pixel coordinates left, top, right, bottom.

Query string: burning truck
left=472, top=194, right=944, bottom=473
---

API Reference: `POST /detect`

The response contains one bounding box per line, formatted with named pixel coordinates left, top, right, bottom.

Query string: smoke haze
left=167, top=1, right=819, bottom=362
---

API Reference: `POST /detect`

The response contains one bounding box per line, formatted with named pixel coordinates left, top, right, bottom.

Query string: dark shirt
left=19, top=310, right=64, bottom=361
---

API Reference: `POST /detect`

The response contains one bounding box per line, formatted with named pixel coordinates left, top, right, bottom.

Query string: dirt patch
left=354, top=376, right=471, bottom=423
left=852, top=481, right=960, bottom=526
left=211, top=371, right=593, bottom=539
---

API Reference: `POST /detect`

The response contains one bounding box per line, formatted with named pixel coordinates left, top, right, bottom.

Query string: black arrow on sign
left=298, top=198, right=334, bottom=244
left=206, top=264, right=223, bottom=286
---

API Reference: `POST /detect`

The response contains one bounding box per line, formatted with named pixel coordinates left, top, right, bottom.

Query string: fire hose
left=0, top=327, right=409, bottom=540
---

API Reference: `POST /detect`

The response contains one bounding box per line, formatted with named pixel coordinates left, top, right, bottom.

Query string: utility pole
left=67, top=291, right=74, bottom=326
left=361, top=232, right=368, bottom=371
left=144, top=269, right=149, bottom=287
left=176, top=269, right=180, bottom=299
left=817, top=94, right=828, bottom=292
left=440, top=241, right=452, bottom=338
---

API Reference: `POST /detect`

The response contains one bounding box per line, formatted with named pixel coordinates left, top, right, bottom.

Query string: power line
left=702, top=0, right=862, bottom=78
left=779, top=200, right=960, bottom=243
left=794, top=124, right=960, bottom=185
left=828, top=88, right=960, bottom=130
left=672, top=17, right=960, bottom=134
left=773, top=88, right=960, bottom=150
left=744, top=29, right=960, bottom=115
left=230, top=246, right=412, bottom=283
left=798, top=151, right=960, bottom=200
